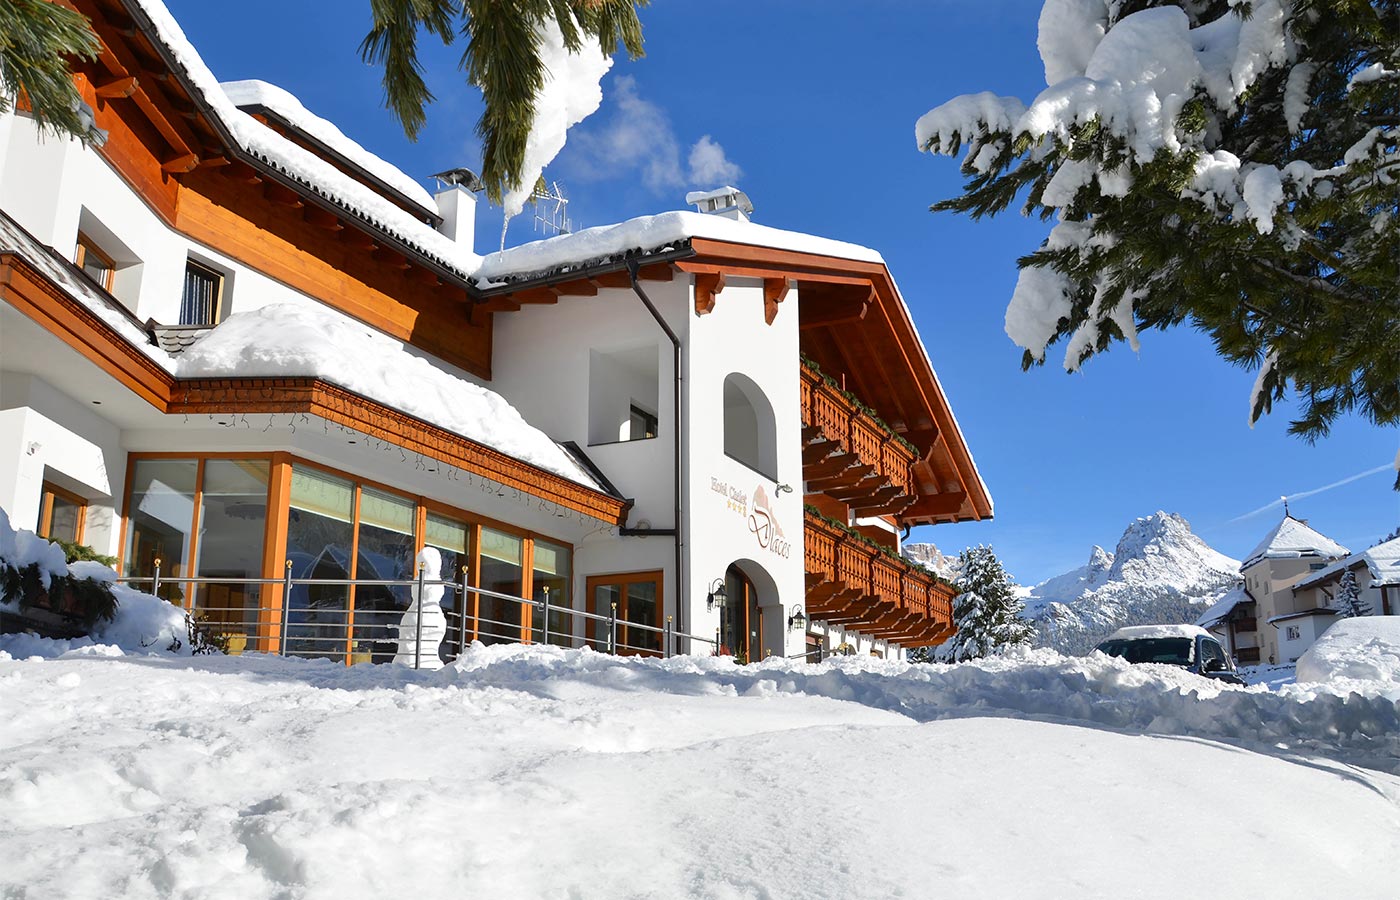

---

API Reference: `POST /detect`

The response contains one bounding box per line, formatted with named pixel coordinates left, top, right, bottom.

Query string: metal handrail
left=115, top=559, right=716, bottom=668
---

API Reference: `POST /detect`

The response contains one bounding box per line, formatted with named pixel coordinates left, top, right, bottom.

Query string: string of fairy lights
left=185, top=410, right=621, bottom=540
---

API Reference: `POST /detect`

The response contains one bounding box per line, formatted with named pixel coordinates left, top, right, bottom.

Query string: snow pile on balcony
left=0, top=508, right=189, bottom=656
left=174, top=303, right=600, bottom=489
left=1297, top=617, right=1400, bottom=687
left=2, top=644, right=1398, bottom=897
left=220, top=80, right=438, bottom=217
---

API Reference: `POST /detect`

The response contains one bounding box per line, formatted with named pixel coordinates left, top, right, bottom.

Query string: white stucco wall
left=0, top=376, right=124, bottom=556
left=0, top=116, right=330, bottom=326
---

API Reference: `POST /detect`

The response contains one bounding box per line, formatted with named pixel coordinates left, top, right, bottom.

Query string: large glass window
left=426, top=512, right=471, bottom=660
left=354, top=489, right=416, bottom=662
left=124, top=459, right=198, bottom=604
left=193, top=460, right=269, bottom=653
left=531, top=540, right=572, bottom=647
left=284, top=468, right=355, bottom=660
left=477, top=527, right=523, bottom=645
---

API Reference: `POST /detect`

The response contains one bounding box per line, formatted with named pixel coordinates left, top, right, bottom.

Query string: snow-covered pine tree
left=1335, top=568, right=1372, bottom=617
left=917, top=0, right=1399, bottom=441
left=940, top=545, right=1036, bottom=661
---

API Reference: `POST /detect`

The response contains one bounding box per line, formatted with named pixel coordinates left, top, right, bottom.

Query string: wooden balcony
left=1232, top=617, right=1258, bottom=633
left=800, top=363, right=919, bottom=516
left=1236, top=646, right=1261, bottom=664
left=803, top=509, right=955, bottom=647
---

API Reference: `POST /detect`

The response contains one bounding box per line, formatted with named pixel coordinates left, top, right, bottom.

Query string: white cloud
left=687, top=135, right=742, bottom=185
left=567, top=76, right=743, bottom=194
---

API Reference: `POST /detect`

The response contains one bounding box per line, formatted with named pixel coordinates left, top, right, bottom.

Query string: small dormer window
left=180, top=259, right=224, bottom=325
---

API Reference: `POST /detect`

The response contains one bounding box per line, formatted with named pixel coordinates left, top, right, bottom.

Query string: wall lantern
left=787, top=606, right=808, bottom=632
left=706, top=578, right=727, bottom=612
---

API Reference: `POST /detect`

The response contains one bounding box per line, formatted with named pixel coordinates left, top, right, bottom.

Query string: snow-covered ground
left=2, top=643, right=1398, bottom=898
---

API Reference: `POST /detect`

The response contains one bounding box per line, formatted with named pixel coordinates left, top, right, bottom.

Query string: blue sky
left=165, top=0, right=1398, bottom=583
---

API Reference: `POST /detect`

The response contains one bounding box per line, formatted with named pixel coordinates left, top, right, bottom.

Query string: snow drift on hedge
left=0, top=508, right=189, bottom=658
left=1297, top=617, right=1400, bottom=687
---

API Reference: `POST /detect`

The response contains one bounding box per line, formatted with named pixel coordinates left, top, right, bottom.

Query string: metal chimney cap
left=432, top=168, right=485, bottom=192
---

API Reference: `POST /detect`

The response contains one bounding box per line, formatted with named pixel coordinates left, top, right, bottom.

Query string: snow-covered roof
left=476, top=210, right=883, bottom=284
left=174, top=303, right=602, bottom=490
left=221, top=80, right=438, bottom=219
left=1195, top=585, right=1249, bottom=629
left=0, top=210, right=173, bottom=373
left=1293, top=536, right=1400, bottom=592
left=1241, top=516, right=1350, bottom=570
left=128, top=0, right=479, bottom=277
left=1104, top=624, right=1212, bottom=642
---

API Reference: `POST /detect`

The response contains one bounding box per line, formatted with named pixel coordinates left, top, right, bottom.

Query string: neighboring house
left=1196, top=585, right=1257, bottom=664
left=1292, top=536, right=1400, bottom=622
left=1227, top=516, right=1350, bottom=665
left=0, top=0, right=990, bottom=662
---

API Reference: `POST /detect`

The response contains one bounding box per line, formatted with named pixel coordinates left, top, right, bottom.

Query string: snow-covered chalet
left=0, top=0, right=991, bottom=663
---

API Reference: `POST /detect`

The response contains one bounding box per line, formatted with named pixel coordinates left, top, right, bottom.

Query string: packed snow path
left=2, top=646, right=1398, bottom=898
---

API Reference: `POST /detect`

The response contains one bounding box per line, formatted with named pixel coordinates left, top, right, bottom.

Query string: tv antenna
left=532, top=180, right=572, bottom=237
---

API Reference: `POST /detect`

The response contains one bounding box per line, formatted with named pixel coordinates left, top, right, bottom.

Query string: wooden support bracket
left=695, top=271, right=725, bottom=315
left=763, top=277, right=791, bottom=325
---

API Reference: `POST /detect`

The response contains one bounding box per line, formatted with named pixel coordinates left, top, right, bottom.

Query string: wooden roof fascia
left=0, top=252, right=628, bottom=525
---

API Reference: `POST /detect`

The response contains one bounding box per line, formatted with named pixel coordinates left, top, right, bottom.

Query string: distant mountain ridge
left=1027, top=512, right=1241, bottom=654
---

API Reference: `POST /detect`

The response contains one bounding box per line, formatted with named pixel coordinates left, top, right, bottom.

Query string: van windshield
left=1096, top=637, right=1193, bottom=666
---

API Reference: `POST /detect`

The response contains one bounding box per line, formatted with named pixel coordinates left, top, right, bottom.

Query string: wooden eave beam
left=512, top=287, right=560, bottom=305
left=160, top=153, right=200, bottom=174
left=799, top=300, right=870, bottom=330
left=898, top=491, right=969, bottom=523
left=94, top=75, right=139, bottom=99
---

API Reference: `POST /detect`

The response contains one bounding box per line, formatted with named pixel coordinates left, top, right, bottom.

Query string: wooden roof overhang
left=0, top=248, right=630, bottom=525
left=481, top=237, right=993, bottom=527
left=63, top=0, right=476, bottom=303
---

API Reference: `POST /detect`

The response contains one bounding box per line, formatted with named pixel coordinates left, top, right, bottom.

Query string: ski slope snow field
left=1, top=645, right=1398, bottom=899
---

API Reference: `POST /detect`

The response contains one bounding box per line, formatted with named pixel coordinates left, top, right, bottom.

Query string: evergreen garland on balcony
left=803, top=504, right=956, bottom=592
left=800, top=355, right=920, bottom=457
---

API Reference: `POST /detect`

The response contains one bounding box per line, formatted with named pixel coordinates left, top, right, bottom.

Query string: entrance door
left=721, top=564, right=765, bottom=663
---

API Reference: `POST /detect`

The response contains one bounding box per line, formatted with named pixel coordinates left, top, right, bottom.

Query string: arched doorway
left=719, top=560, right=781, bottom=663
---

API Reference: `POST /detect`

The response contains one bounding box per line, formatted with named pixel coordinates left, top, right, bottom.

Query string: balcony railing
left=799, top=363, right=919, bottom=515
left=803, top=509, right=955, bottom=647
left=1232, top=616, right=1258, bottom=633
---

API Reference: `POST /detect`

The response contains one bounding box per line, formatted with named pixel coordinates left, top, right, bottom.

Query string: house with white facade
left=1292, top=536, right=1400, bottom=620
left=1201, top=515, right=1351, bottom=665
left=0, top=0, right=991, bottom=663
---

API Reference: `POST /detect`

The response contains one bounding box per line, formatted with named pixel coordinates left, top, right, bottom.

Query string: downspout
left=626, top=259, right=686, bottom=641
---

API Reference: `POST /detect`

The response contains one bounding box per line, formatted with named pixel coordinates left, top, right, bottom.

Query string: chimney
left=431, top=167, right=484, bottom=253
left=686, top=186, right=753, bottom=222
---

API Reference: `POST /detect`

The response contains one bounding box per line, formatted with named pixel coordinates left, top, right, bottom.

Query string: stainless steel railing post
left=414, top=563, right=426, bottom=671
left=541, top=585, right=551, bottom=647
left=151, top=558, right=162, bottom=602
left=608, top=602, right=618, bottom=655
left=280, top=560, right=293, bottom=657
left=458, top=565, right=470, bottom=657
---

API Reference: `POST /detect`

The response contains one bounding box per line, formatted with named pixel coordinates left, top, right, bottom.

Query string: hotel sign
left=709, top=477, right=791, bottom=559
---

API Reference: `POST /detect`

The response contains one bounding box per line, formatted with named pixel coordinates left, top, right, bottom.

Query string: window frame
left=179, top=258, right=226, bottom=326
left=628, top=403, right=659, bottom=441
left=37, top=481, right=87, bottom=544
left=585, top=570, right=665, bottom=656
left=118, top=451, right=575, bottom=662
left=74, top=233, right=115, bottom=292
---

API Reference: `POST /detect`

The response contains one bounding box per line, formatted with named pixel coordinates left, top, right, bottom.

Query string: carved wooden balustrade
left=803, top=510, right=955, bottom=647
left=799, top=364, right=919, bottom=516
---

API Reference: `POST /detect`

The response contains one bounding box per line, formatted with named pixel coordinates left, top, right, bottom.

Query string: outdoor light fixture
left=787, top=606, right=808, bottom=632
left=776, top=483, right=794, bottom=494
left=706, top=578, right=727, bottom=612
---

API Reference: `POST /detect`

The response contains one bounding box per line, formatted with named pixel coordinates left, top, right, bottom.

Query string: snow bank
left=174, top=303, right=600, bottom=489
left=0, top=509, right=190, bottom=658
left=1297, top=618, right=1400, bottom=686
left=2, top=645, right=1397, bottom=898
